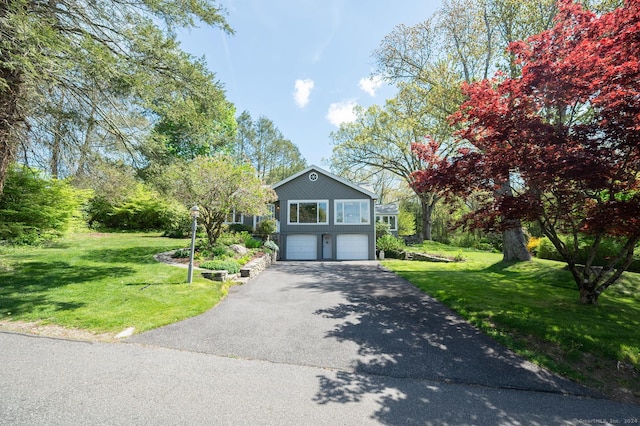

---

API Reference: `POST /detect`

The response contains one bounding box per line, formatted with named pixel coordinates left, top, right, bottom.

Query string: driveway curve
left=128, top=261, right=593, bottom=397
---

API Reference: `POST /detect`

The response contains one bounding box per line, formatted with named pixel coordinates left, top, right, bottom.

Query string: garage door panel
left=287, top=235, right=317, bottom=260
left=337, top=234, right=369, bottom=260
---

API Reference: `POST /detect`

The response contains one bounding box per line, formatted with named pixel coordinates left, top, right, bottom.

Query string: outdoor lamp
left=187, top=205, right=199, bottom=284
left=190, top=205, right=200, bottom=219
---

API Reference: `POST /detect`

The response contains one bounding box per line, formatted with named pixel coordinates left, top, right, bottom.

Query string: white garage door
left=336, top=234, right=369, bottom=260
left=286, top=235, right=317, bottom=260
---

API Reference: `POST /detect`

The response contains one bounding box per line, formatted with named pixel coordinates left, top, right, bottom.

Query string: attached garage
left=336, top=234, right=369, bottom=260
left=286, top=234, right=317, bottom=260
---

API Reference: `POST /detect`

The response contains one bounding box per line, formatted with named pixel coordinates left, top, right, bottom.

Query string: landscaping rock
left=403, top=251, right=455, bottom=262
left=229, top=244, right=249, bottom=255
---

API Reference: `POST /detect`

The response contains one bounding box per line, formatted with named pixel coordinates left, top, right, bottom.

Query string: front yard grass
left=0, top=231, right=230, bottom=336
left=382, top=241, right=640, bottom=403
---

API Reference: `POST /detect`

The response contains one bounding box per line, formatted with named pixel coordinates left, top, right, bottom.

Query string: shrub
left=245, top=237, right=262, bottom=249
left=255, top=219, right=276, bottom=237
left=196, top=243, right=233, bottom=260
left=398, top=209, right=416, bottom=237
left=377, top=234, right=405, bottom=253
left=217, top=231, right=245, bottom=246
left=228, top=223, right=253, bottom=233
left=172, top=248, right=191, bottom=258
left=536, top=237, right=564, bottom=261
left=161, top=203, right=191, bottom=238
left=451, top=232, right=480, bottom=249
left=212, top=244, right=233, bottom=257
left=376, top=221, right=391, bottom=239
left=234, top=231, right=262, bottom=249
left=536, top=236, right=640, bottom=272
left=263, top=240, right=279, bottom=252
left=199, top=259, right=241, bottom=274
left=86, top=183, right=182, bottom=231
left=450, top=231, right=500, bottom=252
left=527, top=236, right=543, bottom=255
left=0, top=165, right=87, bottom=244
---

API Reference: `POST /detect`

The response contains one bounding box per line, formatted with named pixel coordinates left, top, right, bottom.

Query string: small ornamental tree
left=411, top=0, right=640, bottom=304
left=166, top=155, right=276, bottom=246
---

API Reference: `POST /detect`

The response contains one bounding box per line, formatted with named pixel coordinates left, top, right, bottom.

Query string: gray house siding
left=273, top=166, right=377, bottom=261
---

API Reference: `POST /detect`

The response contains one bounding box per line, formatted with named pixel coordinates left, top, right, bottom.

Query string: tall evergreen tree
left=0, top=0, right=233, bottom=193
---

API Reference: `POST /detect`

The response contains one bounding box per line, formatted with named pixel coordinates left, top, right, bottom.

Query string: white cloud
left=358, top=75, right=384, bottom=97
left=293, top=79, right=315, bottom=108
left=326, top=100, right=358, bottom=127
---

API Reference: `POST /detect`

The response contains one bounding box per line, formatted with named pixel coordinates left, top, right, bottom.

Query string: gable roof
left=272, top=165, right=378, bottom=200
left=375, top=204, right=399, bottom=215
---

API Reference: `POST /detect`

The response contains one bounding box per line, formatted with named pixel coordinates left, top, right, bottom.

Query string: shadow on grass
left=0, top=261, right=135, bottom=317
left=482, top=260, right=577, bottom=290
left=80, top=246, right=167, bottom=265
left=126, top=281, right=189, bottom=289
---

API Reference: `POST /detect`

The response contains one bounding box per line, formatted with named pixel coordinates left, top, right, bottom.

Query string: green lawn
left=382, top=241, right=640, bottom=401
left=0, top=231, right=229, bottom=334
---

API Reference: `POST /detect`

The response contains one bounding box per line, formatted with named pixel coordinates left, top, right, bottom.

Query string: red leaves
left=411, top=0, right=640, bottom=239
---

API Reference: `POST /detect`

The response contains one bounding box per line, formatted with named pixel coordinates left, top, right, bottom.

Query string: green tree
left=0, top=0, right=233, bottom=194
left=165, top=156, right=276, bottom=246
left=234, top=111, right=306, bottom=184
left=398, top=209, right=416, bottom=237
left=370, top=0, right=582, bottom=259
left=329, top=83, right=447, bottom=240
left=142, top=39, right=237, bottom=162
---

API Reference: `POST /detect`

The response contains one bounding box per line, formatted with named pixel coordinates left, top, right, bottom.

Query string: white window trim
left=254, top=204, right=276, bottom=228
left=288, top=199, right=329, bottom=225
left=224, top=209, right=244, bottom=224
left=376, top=215, right=398, bottom=231
left=334, top=199, right=371, bottom=225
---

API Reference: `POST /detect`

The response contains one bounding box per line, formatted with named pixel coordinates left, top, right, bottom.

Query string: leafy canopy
left=165, top=156, right=276, bottom=246
left=411, top=0, right=640, bottom=303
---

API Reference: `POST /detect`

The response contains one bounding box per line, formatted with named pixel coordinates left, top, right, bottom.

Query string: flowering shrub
left=527, top=237, right=542, bottom=254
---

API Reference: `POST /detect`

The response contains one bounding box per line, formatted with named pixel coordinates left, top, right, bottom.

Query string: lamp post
left=187, top=205, right=199, bottom=284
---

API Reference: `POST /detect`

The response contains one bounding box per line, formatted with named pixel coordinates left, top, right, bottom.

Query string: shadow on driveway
left=129, top=260, right=610, bottom=424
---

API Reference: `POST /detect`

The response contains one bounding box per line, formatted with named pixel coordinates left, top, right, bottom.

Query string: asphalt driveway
left=129, top=261, right=593, bottom=396
left=3, top=261, right=639, bottom=425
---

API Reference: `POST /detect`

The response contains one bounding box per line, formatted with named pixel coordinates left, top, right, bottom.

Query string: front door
left=322, top=234, right=332, bottom=259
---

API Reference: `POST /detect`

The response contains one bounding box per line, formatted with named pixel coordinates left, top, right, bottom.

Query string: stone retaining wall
left=202, top=252, right=276, bottom=282
left=240, top=252, right=275, bottom=278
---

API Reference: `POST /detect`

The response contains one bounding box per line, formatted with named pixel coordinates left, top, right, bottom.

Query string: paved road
left=1, top=261, right=638, bottom=425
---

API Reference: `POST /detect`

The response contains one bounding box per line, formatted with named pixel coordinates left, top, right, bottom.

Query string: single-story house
left=272, top=165, right=378, bottom=260
left=226, top=165, right=392, bottom=260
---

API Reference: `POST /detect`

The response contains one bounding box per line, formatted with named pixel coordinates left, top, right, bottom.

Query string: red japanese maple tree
left=411, top=0, right=640, bottom=304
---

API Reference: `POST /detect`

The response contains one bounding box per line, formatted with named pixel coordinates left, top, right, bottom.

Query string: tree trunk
left=422, top=201, right=433, bottom=241
left=497, top=179, right=531, bottom=262
left=418, top=192, right=439, bottom=241
left=0, top=56, right=23, bottom=196
left=50, top=133, right=61, bottom=178
left=502, top=224, right=532, bottom=262
left=76, top=110, right=97, bottom=178
left=579, top=282, right=600, bottom=305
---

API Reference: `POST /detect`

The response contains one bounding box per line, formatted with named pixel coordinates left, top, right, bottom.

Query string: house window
left=376, top=215, right=397, bottom=231
left=256, top=204, right=276, bottom=224
left=288, top=200, right=328, bottom=224
left=335, top=200, right=370, bottom=225
left=224, top=209, right=244, bottom=224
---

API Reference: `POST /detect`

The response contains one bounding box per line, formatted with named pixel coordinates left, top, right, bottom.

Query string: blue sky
left=177, top=0, right=441, bottom=167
